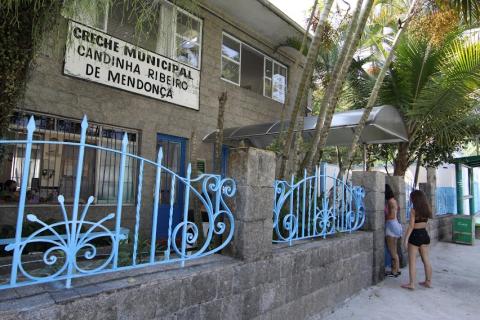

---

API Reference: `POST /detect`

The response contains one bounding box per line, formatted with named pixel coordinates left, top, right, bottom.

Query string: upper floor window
left=73, top=1, right=202, bottom=69
left=221, top=33, right=287, bottom=103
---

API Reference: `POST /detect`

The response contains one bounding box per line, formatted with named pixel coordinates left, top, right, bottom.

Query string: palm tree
left=338, top=0, right=420, bottom=178
left=379, top=28, right=480, bottom=176
left=443, top=0, right=480, bottom=24
left=278, top=0, right=335, bottom=179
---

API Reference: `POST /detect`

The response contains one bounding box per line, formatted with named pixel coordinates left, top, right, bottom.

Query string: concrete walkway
left=313, top=242, right=480, bottom=320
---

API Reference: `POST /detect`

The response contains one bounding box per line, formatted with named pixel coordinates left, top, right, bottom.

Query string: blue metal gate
left=0, top=116, right=236, bottom=290
left=273, top=165, right=365, bottom=245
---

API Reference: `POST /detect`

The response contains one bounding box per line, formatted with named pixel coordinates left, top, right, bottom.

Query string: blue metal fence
left=0, top=116, right=236, bottom=290
left=273, top=165, right=365, bottom=245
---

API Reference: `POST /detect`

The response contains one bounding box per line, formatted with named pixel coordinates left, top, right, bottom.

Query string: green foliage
left=0, top=0, right=199, bottom=141
left=379, top=28, right=480, bottom=171
left=0, top=0, right=62, bottom=140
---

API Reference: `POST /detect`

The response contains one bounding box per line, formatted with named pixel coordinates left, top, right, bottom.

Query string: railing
left=0, top=116, right=236, bottom=290
left=273, top=165, right=365, bottom=245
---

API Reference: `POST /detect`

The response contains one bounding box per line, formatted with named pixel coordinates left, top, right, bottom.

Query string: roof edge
left=256, top=0, right=310, bottom=38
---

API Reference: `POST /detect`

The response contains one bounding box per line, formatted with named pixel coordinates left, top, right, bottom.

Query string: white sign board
left=64, top=21, right=200, bottom=110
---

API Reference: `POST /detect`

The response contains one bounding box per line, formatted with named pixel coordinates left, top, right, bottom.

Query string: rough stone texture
left=352, top=171, right=386, bottom=284
left=225, top=148, right=275, bottom=261
left=428, top=214, right=453, bottom=244
left=0, top=233, right=374, bottom=320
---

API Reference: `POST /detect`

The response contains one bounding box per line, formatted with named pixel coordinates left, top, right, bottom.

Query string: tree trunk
left=393, top=142, right=410, bottom=176
left=413, top=153, right=422, bottom=188
left=287, top=0, right=319, bottom=177
left=214, top=91, right=227, bottom=174
left=301, top=0, right=371, bottom=174
left=338, top=0, right=420, bottom=178
left=278, top=0, right=335, bottom=179
left=213, top=91, right=227, bottom=248
left=189, top=130, right=205, bottom=245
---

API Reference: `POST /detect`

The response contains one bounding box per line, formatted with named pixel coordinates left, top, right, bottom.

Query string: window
left=221, top=33, right=287, bottom=103
left=0, top=112, right=139, bottom=205
left=221, top=34, right=241, bottom=84
left=71, top=1, right=202, bottom=69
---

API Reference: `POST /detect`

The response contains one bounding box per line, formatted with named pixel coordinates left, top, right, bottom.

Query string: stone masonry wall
left=0, top=232, right=373, bottom=320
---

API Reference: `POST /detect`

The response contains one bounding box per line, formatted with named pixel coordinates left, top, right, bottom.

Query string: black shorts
left=408, top=228, right=430, bottom=247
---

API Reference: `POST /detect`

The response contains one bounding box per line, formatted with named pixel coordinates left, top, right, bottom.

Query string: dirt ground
left=313, top=241, right=480, bottom=320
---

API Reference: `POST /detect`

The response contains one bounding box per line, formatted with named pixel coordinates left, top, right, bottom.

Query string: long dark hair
left=385, top=184, right=395, bottom=200
left=410, top=190, right=432, bottom=220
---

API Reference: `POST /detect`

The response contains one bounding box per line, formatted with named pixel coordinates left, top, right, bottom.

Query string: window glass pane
left=175, top=10, right=201, bottom=68
left=222, top=36, right=240, bottom=62
left=265, top=59, right=272, bottom=78
left=264, top=78, right=272, bottom=97
left=107, top=1, right=159, bottom=52
left=157, top=4, right=175, bottom=57
left=176, top=36, right=199, bottom=68
left=240, top=45, right=263, bottom=95
left=70, top=2, right=107, bottom=30
left=176, top=11, right=201, bottom=43
left=1, top=112, right=138, bottom=205
left=272, top=63, right=286, bottom=103
left=221, top=58, right=240, bottom=84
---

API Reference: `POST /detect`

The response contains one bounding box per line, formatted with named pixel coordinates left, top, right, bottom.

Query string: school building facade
left=0, top=0, right=306, bottom=229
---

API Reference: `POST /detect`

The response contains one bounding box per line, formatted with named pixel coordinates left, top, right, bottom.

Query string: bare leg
left=402, top=243, right=418, bottom=290
left=419, top=245, right=432, bottom=287
left=386, top=236, right=399, bottom=274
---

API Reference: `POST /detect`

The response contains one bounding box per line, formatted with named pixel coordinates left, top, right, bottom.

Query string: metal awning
left=203, top=105, right=408, bottom=148
left=452, top=155, right=480, bottom=167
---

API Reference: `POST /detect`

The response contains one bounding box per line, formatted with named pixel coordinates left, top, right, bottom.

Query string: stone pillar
left=226, top=148, right=275, bottom=261
left=386, top=176, right=407, bottom=268
left=352, top=171, right=386, bottom=284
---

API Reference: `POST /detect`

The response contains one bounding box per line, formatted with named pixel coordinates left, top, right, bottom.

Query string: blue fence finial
left=27, top=116, right=36, bottom=133
left=157, top=146, right=163, bottom=163
left=81, top=115, right=88, bottom=129
left=122, top=133, right=128, bottom=145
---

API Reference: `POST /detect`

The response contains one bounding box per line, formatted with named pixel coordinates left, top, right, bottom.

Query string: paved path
left=313, top=241, right=480, bottom=320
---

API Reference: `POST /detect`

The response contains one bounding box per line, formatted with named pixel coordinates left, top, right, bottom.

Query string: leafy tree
left=379, top=28, right=480, bottom=176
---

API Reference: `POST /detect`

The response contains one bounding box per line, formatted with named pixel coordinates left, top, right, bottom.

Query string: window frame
left=174, top=6, right=203, bottom=70
left=220, top=33, right=242, bottom=86
left=220, top=32, right=288, bottom=103
left=1, top=112, right=140, bottom=207
left=74, top=2, right=203, bottom=70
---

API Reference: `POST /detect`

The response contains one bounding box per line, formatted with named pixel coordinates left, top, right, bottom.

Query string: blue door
left=156, top=134, right=187, bottom=239
left=214, top=145, right=230, bottom=177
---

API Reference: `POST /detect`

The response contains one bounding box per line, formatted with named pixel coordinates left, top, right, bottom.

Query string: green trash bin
left=453, top=215, right=475, bottom=245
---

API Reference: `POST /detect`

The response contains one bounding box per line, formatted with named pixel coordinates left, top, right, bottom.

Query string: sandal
left=386, top=271, right=401, bottom=278
left=401, top=283, right=414, bottom=290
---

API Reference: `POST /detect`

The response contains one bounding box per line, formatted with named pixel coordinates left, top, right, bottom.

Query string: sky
left=269, top=0, right=359, bottom=28
left=269, top=0, right=312, bottom=27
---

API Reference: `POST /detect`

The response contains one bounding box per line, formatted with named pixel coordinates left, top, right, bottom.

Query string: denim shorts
left=385, top=220, right=403, bottom=238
